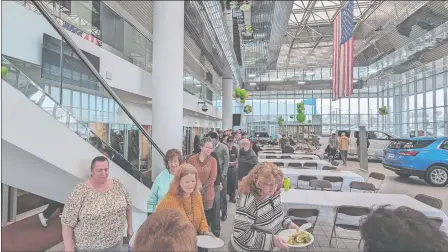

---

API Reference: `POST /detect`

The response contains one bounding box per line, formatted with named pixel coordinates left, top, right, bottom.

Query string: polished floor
left=44, top=161, right=447, bottom=251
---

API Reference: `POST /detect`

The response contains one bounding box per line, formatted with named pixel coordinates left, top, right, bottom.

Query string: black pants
left=220, top=176, right=228, bottom=213
left=329, top=148, right=337, bottom=160
left=205, top=185, right=221, bottom=237
left=43, top=200, right=64, bottom=219
left=227, top=167, right=237, bottom=199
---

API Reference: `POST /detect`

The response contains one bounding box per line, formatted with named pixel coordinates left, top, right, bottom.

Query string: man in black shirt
left=225, top=137, right=238, bottom=205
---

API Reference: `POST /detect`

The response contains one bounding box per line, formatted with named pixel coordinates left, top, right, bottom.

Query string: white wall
left=2, top=1, right=222, bottom=121
left=2, top=80, right=150, bottom=214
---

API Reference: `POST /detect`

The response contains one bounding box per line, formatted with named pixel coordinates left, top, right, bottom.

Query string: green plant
left=1, top=66, right=8, bottom=78
left=379, top=106, right=388, bottom=116
left=233, top=88, right=248, bottom=104
left=246, top=26, right=253, bottom=33
left=243, top=104, right=252, bottom=114
left=277, top=116, right=284, bottom=125
left=296, top=102, right=306, bottom=123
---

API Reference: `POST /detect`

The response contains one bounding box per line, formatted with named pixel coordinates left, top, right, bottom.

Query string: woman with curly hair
left=228, top=162, right=300, bottom=251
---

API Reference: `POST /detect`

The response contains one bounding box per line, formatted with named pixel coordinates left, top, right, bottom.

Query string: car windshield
left=387, top=139, right=435, bottom=149
left=254, top=132, right=269, bottom=137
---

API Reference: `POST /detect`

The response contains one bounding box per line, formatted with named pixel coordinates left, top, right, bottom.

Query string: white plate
left=278, top=229, right=314, bottom=248
left=197, top=235, right=225, bottom=249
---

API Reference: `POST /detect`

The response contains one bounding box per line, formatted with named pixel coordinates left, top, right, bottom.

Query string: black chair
left=266, top=155, right=277, bottom=159
left=263, top=151, right=276, bottom=154
left=298, top=157, right=313, bottom=160
left=296, top=175, right=318, bottom=189
left=322, top=166, right=337, bottom=171
left=329, top=206, right=371, bottom=250
left=415, top=194, right=443, bottom=209
left=288, top=163, right=303, bottom=168
left=281, top=155, right=292, bottom=159
left=323, top=176, right=344, bottom=191
left=273, top=162, right=284, bottom=168
left=309, top=179, right=332, bottom=191
left=303, top=162, right=318, bottom=169
left=429, top=217, right=444, bottom=229
left=366, top=172, right=386, bottom=193
left=287, top=208, right=320, bottom=234
left=349, top=181, right=376, bottom=193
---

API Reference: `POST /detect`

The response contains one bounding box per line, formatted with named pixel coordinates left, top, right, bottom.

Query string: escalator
left=1, top=1, right=165, bottom=250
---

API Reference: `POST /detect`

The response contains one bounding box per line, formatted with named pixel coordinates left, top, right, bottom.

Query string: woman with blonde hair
left=156, top=163, right=214, bottom=237
left=132, top=209, right=197, bottom=251
left=229, top=162, right=300, bottom=251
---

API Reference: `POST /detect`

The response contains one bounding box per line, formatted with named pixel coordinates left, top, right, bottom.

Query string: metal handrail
left=32, top=0, right=165, bottom=157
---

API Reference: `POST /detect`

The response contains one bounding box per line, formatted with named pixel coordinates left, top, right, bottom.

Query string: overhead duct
left=266, top=1, right=294, bottom=70
left=201, top=0, right=244, bottom=88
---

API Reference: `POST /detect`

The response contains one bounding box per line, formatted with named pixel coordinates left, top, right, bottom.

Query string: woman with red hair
left=229, top=162, right=300, bottom=251
left=155, top=163, right=214, bottom=237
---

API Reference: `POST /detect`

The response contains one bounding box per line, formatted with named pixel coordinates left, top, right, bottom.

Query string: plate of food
left=278, top=229, right=314, bottom=248
left=197, top=235, right=224, bottom=249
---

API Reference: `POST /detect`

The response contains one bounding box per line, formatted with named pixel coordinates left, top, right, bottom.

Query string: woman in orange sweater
left=156, top=163, right=214, bottom=237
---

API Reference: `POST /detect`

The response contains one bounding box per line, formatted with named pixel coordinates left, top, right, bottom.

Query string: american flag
left=332, top=0, right=355, bottom=101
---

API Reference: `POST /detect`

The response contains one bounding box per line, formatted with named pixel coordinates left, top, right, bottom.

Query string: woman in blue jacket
left=147, top=149, right=183, bottom=214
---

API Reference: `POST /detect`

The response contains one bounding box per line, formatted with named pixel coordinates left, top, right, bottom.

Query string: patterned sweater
left=155, top=192, right=209, bottom=234
left=229, top=193, right=292, bottom=251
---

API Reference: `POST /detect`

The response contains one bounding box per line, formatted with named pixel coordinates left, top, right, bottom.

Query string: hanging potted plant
left=296, top=102, right=306, bottom=123
left=243, top=104, right=252, bottom=114
left=379, top=106, right=388, bottom=116
left=233, top=87, right=248, bottom=104
left=277, top=116, right=284, bottom=125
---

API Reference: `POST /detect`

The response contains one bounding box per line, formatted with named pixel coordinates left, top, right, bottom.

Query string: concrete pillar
left=358, top=126, right=368, bottom=172
left=151, top=1, right=184, bottom=179
left=222, top=78, right=233, bottom=130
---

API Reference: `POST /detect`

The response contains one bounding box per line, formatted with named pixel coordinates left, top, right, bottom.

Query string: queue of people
left=49, top=129, right=448, bottom=252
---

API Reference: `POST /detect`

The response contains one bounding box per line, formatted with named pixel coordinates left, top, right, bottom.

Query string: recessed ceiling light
left=195, top=84, right=202, bottom=87
left=184, top=76, right=192, bottom=80
left=146, top=100, right=152, bottom=104
left=250, top=82, right=256, bottom=86
left=298, top=81, right=306, bottom=84
left=248, top=74, right=256, bottom=77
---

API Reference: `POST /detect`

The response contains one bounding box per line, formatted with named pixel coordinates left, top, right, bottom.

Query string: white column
left=222, top=78, right=233, bottom=130
left=152, top=1, right=184, bottom=179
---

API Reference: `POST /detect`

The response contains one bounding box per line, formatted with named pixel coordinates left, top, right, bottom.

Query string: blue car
left=383, top=137, right=448, bottom=187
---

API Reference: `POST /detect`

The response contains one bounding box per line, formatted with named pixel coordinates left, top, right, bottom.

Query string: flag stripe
left=332, top=1, right=354, bottom=101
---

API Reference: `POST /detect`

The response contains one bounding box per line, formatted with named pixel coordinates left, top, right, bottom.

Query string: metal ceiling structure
left=239, top=0, right=448, bottom=91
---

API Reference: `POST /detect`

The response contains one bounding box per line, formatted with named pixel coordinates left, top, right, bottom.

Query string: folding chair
left=288, top=163, right=303, bottom=169
left=273, top=162, right=284, bottom=168
left=349, top=181, right=376, bottom=193
left=414, top=194, right=443, bottom=209
left=323, top=176, right=344, bottom=191
left=296, top=175, right=318, bottom=189
left=287, top=208, right=320, bottom=234
left=329, top=205, right=371, bottom=251
left=281, top=155, right=292, bottom=159
left=309, top=179, right=332, bottom=191
left=303, top=162, right=318, bottom=169
left=366, top=172, right=385, bottom=193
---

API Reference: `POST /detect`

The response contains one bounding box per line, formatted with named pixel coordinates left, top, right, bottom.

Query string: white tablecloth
left=281, top=190, right=448, bottom=234
left=258, top=153, right=320, bottom=160
left=259, top=159, right=331, bottom=169
left=259, top=150, right=308, bottom=154
left=281, top=168, right=364, bottom=191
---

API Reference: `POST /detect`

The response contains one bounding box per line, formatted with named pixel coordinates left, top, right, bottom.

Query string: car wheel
left=425, top=165, right=448, bottom=187
left=395, top=171, right=411, bottom=178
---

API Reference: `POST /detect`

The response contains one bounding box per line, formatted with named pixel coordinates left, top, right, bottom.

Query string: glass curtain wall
left=224, top=57, right=448, bottom=138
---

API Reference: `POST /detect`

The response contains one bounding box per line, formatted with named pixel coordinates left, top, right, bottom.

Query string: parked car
left=320, top=129, right=394, bottom=161
left=253, top=131, right=271, bottom=145
left=382, top=137, right=448, bottom=187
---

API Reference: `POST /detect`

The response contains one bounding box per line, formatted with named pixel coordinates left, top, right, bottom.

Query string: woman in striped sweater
left=229, top=162, right=300, bottom=251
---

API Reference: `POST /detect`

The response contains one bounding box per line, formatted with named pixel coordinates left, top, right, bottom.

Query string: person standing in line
left=208, top=132, right=229, bottom=233
left=225, top=136, right=238, bottom=204
left=328, top=132, right=339, bottom=161
left=338, top=132, right=350, bottom=165
left=61, top=156, right=133, bottom=252
left=237, top=138, right=259, bottom=182
left=186, top=137, right=218, bottom=233
left=147, top=149, right=182, bottom=214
